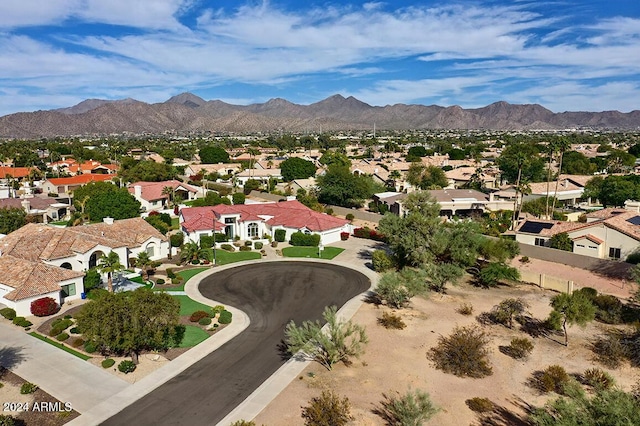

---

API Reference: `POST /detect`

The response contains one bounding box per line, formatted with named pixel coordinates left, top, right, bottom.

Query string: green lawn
left=282, top=246, right=344, bottom=260
left=29, top=332, right=92, bottom=360
left=207, top=249, right=261, bottom=265
left=177, top=325, right=210, bottom=347
left=174, top=295, right=214, bottom=316
left=171, top=217, right=180, bottom=229
left=49, top=221, right=68, bottom=226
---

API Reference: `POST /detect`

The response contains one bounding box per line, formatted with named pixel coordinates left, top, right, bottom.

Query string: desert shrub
left=20, top=382, right=38, bottom=394
left=491, top=298, right=529, bottom=328
left=229, top=421, right=255, bottom=426
left=537, top=365, right=570, bottom=394
left=101, top=358, right=115, bottom=369
left=372, top=250, right=395, bottom=272
left=428, top=325, right=493, bottom=378
left=466, top=397, right=494, bottom=413
left=593, top=294, right=624, bottom=324
left=377, top=312, right=406, bottom=329
left=189, top=310, right=210, bottom=322
left=254, top=241, right=263, bottom=249
left=271, top=240, right=278, bottom=248
left=0, top=308, right=16, bottom=320
left=375, top=389, right=439, bottom=425
left=290, top=232, right=320, bottom=247
left=218, top=310, right=233, bottom=324
left=12, top=317, right=32, bottom=328
left=626, top=251, right=640, bottom=264
left=221, top=244, right=234, bottom=251
left=583, top=368, right=615, bottom=390
left=346, top=213, right=355, bottom=221
left=56, top=332, right=70, bottom=341
left=592, top=332, right=628, bottom=368
left=84, top=341, right=98, bottom=354
left=506, top=337, right=534, bottom=359
left=244, top=240, right=252, bottom=247
left=0, top=414, right=23, bottom=426
left=199, top=317, right=212, bottom=326
left=156, top=278, right=165, bottom=285
left=275, top=229, right=286, bottom=242
left=519, top=256, right=530, bottom=263
left=71, top=338, right=85, bottom=348
left=478, top=262, right=520, bottom=287
left=457, top=303, right=474, bottom=316
left=576, top=287, right=598, bottom=301
left=166, top=268, right=176, bottom=279
left=30, top=297, right=59, bottom=317
left=118, top=360, right=137, bottom=374
left=239, top=246, right=251, bottom=251
left=301, top=390, right=353, bottom=426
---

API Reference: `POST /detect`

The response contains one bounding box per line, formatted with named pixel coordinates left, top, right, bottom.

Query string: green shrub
left=626, top=251, right=640, bottom=264
left=56, top=332, right=70, bottom=341
left=576, top=287, right=598, bottom=301
left=275, top=229, right=286, bottom=242
left=229, top=421, right=255, bottom=426
left=244, top=240, right=252, bottom=247
left=465, top=397, right=495, bottom=413
left=199, top=317, right=212, bottom=326
left=212, top=305, right=225, bottom=315
left=428, top=325, right=493, bottom=378
left=156, top=278, right=165, bottom=285
left=506, top=337, right=534, bottom=359
left=71, top=338, right=85, bottom=348
left=289, top=231, right=320, bottom=247
left=12, top=317, right=32, bottom=328
left=457, top=303, right=474, bottom=316
left=84, top=341, right=98, bottom=353
left=254, top=241, right=263, bottom=249
left=372, top=250, right=394, bottom=272
left=118, top=360, right=137, bottom=374
left=0, top=414, right=21, bottom=426
left=20, top=382, right=38, bottom=394
left=545, top=310, right=564, bottom=331
left=166, top=268, right=176, bottom=279
left=0, top=308, right=16, bottom=320
left=221, top=244, right=234, bottom=251
left=102, top=359, right=116, bottom=369
left=375, top=389, right=439, bottom=425
left=239, top=246, right=251, bottom=251
left=346, top=213, right=355, bottom=221
left=377, top=311, right=406, bottom=329
left=593, top=294, right=624, bottom=324
left=538, top=365, right=570, bottom=394
left=592, top=333, right=628, bottom=369
left=83, top=267, right=102, bottom=292
left=218, top=310, right=232, bottom=324
left=301, top=390, right=353, bottom=426
left=189, top=310, right=210, bottom=322
left=583, top=368, right=615, bottom=390
left=491, top=298, right=529, bottom=328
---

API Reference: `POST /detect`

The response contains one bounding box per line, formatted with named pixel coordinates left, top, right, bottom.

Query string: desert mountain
left=1, top=93, right=639, bottom=138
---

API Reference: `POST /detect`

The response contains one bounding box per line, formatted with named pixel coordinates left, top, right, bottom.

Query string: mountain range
left=1, top=93, right=639, bottom=138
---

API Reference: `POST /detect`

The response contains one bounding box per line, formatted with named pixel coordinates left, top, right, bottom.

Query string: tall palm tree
left=544, top=140, right=559, bottom=219
left=98, top=251, right=124, bottom=293
left=134, top=251, right=153, bottom=280
left=551, top=138, right=572, bottom=214
left=246, top=147, right=261, bottom=178
left=511, top=152, right=527, bottom=230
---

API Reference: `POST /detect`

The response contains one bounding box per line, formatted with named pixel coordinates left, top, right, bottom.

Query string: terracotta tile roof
left=181, top=200, right=348, bottom=233
left=0, top=218, right=166, bottom=261
left=128, top=180, right=199, bottom=202
left=236, top=168, right=282, bottom=178
left=573, top=234, right=603, bottom=244
left=515, top=219, right=587, bottom=236
left=0, top=197, right=58, bottom=210
left=0, top=256, right=84, bottom=301
left=0, top=166, right=37, bottom=179
left=585, top=207, right=627, bottom=220
left=527, top=179, right=584, bottom=196
left=47, top=174, right=115, bottom=185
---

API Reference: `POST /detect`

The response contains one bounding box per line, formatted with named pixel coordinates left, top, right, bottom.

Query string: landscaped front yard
left=210, top=249, right=261, bottom=265
left=282, top=246, right=344, bottom=259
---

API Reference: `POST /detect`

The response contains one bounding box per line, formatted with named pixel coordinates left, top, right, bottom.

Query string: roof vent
left=103, top=217, right=114, bottom=225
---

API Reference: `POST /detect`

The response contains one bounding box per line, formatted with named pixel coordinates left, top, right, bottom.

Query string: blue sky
left=1, top=0, right=639, bottom=116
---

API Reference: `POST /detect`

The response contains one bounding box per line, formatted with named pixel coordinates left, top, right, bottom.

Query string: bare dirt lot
left=254, top=280, right=640, bottom=425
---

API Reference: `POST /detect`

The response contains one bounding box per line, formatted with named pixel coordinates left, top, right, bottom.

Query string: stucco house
left=180, top=200, right=351, bottom=245
left=234, top=169, right=283, bottom=188
left=514, top=207, right=640, bottom=260
left=0, top=217, right=169, bottom=316
left=128, top=180, right=200, bottom=212
left=41, top=174, right=116, bottom=197
left=0, top=196, right=70, bottom=224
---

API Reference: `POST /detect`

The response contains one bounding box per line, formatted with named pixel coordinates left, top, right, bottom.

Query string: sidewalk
left=0, top=321, right=128, bottom=413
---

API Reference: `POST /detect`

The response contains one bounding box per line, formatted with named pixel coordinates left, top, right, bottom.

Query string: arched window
left=247, top=223, right=259, bottom=238
left=60, top=262, right=72, bottom=270
left=145, top=243, right=155, bottom=257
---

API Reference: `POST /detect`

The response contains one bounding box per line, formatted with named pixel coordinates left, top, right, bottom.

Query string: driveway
left=101, top=261, right=371, bottom=425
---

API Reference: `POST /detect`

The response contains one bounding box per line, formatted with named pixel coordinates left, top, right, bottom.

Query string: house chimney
left=21, top=199, right=31, bottom=212
left=134, top=185, right=142, bottom=198
left=489, top=193, right=495, bottom=202
left=103, top=217, right=114, bottom=225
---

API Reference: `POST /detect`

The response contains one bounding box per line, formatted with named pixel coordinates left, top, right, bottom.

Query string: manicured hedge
left=0, top=307, right=16, bottom=320
left=221, top=244, right=235, bottom=252
left=274, top=229, right=286, bottom=242
left=12, top=317, right=32, bottom=328
left=56, top=332, right=70, bottom=342
left=254, top=242, right=263, bottom=249
left=102, top=358, right=115, bottom=368
left=189, top=310, right=210, bottom=322
left=353, top=227, right=386, bottom=241
left=218, top=310, right=233, bottom=324
left=199, top=317, right=212, bottom=326
left=118, top=360, right=136, bottom=374
left=30, top=297, right=60, bottom=317
left=289, top=232, right=320, bottom=247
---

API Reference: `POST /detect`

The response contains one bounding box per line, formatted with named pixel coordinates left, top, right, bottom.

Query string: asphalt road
left=102, top=261, right=370, bottom=426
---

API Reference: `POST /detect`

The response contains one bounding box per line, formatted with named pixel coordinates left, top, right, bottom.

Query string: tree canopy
left=549, top=291, right=596, bottom=346
left=406, top=163, right=449, bottom=189
left=199, top=146, right=230, bottom=164
left=584, top=175, right=640, bottom=207
left=319, top=151, right=351, bottom=168
left=316, top=164, right=382, bottom=208
left=0, top=207, right=27, bottom=234
left=73, top=181, right=141, bottom=221
left=496, top=143, right=546, bottom=184
left=119, top=160, right=178, bottom=183
left=280, top=157, right=316, bottom=181
left=76, top=289, right=181, bottom=363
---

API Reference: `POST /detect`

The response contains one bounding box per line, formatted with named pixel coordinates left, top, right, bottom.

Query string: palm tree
left=98, top=251, right=124, bottom=293
left=162, top=186, right=175, bottom=209
left=544, top=140, right=559, bottom=219
left=179, top=241, right=200, bottom=264
left=134, top=251, right=153, bottom=280
left=511, top=152, right=527, bottom=230
left=246, top=147, right=261, bottom=178
left=550, top=138, right=572, bottom=214
left=516, top=179, right=532, bottom=225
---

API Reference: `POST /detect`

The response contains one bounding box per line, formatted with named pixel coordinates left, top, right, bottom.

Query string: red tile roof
left=128, top=180, right=199, bottom=202
left=572, top=234, right=603, bottom=244
left=181, top=200, right=348, bottom=233
left=0, top=166, right=37, bottom=179
left=47, top=174, right=115, bottom=185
